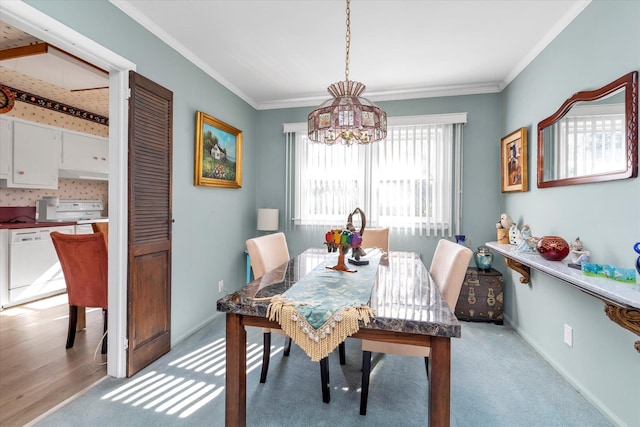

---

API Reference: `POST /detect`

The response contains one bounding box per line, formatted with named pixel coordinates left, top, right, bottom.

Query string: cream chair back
left=359, top=238, right=473, bottom=416
left=361, top=228, right=390, bottom=252
left=246, top=232, right=290, bottom=279
left=246, top=232, right=300, bottom=386
left=429, top=239, right=473, bottom=310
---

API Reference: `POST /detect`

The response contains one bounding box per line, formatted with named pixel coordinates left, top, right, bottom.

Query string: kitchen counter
left=0, top=221, right=78, bottom=230
left=0, top=205, right=93, bottom=229
left=0, top=204, right=108, bottom=232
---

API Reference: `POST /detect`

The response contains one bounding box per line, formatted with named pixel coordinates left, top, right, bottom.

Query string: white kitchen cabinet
left=0, top=117, right=60, bottom=189
left=60, top=131, right=108, bottom=179
left=0, top=117, right=11, bottom=180
left=0, top=229, right=8, bottom=309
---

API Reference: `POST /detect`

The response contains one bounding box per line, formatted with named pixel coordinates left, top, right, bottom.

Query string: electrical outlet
left=218, top=280, right=224, bottom=293
left=564, top=324, right=573, bottom=347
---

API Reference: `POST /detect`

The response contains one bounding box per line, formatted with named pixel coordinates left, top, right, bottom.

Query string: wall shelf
left=486, top=242, right=640, bottom=353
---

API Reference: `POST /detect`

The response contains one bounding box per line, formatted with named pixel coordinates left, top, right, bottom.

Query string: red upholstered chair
left=50, top=231, right=108, bottom=354
left=91, top=222, right=109, bottom=245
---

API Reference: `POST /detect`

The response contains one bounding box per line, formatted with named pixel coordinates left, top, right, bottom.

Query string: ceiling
left=0, top=0, right=590, bottom=115
left=0, top=23, right=109, bottom=117
left=112, top=0, right=590, bottom=109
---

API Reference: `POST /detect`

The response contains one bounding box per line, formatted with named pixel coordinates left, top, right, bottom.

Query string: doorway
left=0, top=1, right=134, bottom=377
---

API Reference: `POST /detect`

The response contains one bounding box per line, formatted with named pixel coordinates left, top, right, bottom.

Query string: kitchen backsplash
left=1, top=96, right=109, bottom=210
left=0, top=179, right=108, bottom=210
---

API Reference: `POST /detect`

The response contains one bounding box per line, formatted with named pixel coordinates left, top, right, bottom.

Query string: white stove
left=36, top=198, right=107, bottom=224
left=36, top=197, right=108, bottom=235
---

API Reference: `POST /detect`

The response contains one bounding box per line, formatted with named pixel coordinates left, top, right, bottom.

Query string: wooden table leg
left=428, top=336, right=451, bottom=427
left=226, top=313, right=246, bottom=427
left=76, top=307, right=86, bottom=331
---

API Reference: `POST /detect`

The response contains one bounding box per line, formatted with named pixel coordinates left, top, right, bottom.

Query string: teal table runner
left=267, top=252, right=382, bottom=362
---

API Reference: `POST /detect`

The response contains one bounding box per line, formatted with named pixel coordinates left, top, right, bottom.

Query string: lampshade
left=307, top=0, right=387, bottom=145
left=257, top=208, right=279, bottom=231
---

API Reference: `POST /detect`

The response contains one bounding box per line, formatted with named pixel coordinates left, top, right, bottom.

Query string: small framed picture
left=194, top=111, right=242, bottom=188
left=501, top=127, right=528, bottom=193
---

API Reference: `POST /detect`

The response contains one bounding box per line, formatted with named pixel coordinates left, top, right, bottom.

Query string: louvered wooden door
left=127, top=71, right=173, bottom=376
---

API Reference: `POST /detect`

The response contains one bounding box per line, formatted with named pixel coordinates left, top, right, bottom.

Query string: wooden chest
left=455, top=267, right=504, bottom=324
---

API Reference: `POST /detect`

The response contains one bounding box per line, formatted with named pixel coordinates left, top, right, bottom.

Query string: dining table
left=216, top=248, right=461, bottom=427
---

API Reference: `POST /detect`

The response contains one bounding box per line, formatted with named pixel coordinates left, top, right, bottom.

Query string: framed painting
left=501, top=127, right=528, bottom=193
left=194, top=111, right=242, bottom=188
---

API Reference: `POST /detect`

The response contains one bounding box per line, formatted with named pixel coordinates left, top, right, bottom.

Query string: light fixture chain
left=345, top=0, right=351, bottom=82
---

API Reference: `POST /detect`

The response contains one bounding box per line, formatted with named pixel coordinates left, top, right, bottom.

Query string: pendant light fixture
left=307, top=0, right=387, bottom=145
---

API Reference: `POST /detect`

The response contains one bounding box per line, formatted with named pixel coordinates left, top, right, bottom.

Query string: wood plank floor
left=0, top=294, right=107, bottom=426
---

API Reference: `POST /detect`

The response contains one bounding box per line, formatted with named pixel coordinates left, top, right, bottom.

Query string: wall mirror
left=537, top=71, right=638, bottom=188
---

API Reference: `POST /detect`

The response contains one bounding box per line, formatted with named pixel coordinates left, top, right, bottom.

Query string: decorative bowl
left=536, top=236, right=570, bottom=261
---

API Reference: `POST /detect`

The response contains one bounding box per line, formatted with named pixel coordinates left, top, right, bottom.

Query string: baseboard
left=170, top=312, right=223, bottom=348
left=502, top=314, right=626, bottom=427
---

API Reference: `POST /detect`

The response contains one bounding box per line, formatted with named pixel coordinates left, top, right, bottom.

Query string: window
left=284, top=114, right=466, bottom=237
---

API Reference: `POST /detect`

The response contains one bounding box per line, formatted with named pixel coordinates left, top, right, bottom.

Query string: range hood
left=58, top=168, right=108, bottom=181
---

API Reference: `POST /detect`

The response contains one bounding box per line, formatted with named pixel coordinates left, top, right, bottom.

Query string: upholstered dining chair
left=246, top=232, right=344, bottom=402
left=361, top=228, right=390, bottom=252
left=91, top=221, right=109, bottom=245
left=359, top=238, right=473, bottom=415
left=246, top=232, right=293, bottom=383
left=50, top=231, right=109, bottom=354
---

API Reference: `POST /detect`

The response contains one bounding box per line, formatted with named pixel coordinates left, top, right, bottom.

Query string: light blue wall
left=256, top=94, right=502, bottom=261
left=26, top=0, right=258, bottom=341
left=500, top=1, right=640, bottom=426
left=23, top=1, right=638, bottom=425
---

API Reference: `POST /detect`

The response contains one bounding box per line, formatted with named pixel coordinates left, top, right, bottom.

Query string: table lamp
left=257, top=208, right=279, bottom=232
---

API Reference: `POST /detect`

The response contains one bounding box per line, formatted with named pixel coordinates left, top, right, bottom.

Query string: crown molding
left=257, top=82, right=502, bottom=111
left=110, top=0, right=258, bottom=109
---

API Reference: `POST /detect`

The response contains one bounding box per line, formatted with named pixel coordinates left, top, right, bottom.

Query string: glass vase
left=474, top=246, right=493, bottom=271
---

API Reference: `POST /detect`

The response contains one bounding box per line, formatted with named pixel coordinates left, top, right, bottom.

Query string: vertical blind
left=284, top=114, right=466, bottom=237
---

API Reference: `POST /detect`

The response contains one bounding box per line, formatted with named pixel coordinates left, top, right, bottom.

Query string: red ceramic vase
left=536, top=236, right=570, bottom=261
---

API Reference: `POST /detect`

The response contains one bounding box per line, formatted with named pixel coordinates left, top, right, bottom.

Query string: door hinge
left=126, top=88, right=132, bottom=100
left=124, top=338, right=129, bottom=350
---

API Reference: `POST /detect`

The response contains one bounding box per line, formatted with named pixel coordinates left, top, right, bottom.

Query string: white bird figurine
left=496, top=213, right=514, bottom=229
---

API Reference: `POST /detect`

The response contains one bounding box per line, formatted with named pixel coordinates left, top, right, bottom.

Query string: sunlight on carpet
left=99, top=337, right=283, bottom=419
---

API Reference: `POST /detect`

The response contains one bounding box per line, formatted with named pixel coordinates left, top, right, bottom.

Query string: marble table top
left=217, top=248, right=461, bottom=338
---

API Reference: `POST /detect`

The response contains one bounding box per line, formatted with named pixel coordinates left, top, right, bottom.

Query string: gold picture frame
left=194, top=111, right=242, bottom=188
left=501, top=127, right=528, bottom=193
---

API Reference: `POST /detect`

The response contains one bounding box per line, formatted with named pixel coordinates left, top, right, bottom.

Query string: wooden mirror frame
left=537, top=71, right=638, bottom=188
